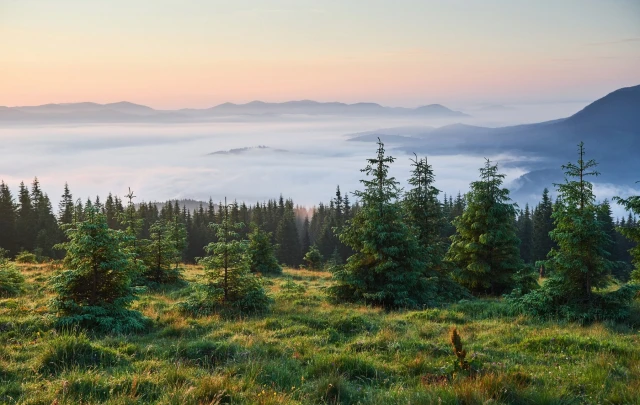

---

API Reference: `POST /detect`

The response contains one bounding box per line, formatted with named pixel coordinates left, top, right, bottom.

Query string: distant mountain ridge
left=347, top=84, right=640, bottom=205
left=0, top=99, right=469, bottom=123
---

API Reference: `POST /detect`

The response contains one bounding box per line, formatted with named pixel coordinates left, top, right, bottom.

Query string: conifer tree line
left=0, top=167, right=637, bottom=280
left=1, top=139, right=639, bottom=329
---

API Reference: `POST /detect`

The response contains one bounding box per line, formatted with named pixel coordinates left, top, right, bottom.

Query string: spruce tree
left=614, top=192, right=640, bottom=281
left=0, top=182, right=17, bottom=255
left=532, top=188, right=554, bottom=266
left=510, top=143, right=638, bottom=321
left=446, top=159, right=522, bottom=295
left=517, top=204, right=534, bottom=264
left=275, top=201, right=301, bottom=267
left=51, top=206, right=146, bottom=332
left=301, top=216, right=311, bottom=258
left=142, top=220, right=183, bottom=284
left=184, top=199, right=270, bottom=313
left=16, top=181, right=35, bottom=253
left=404, top=154, right=446, bottom=271
left=331, top=139, right=430, bottom=308
left=247, top=225, right=281, bottom=275
left=546, top=143, right=613, bottom=302
left=58, top=183, right=74, bottom=226
left=304, top=245, right=324, bottom=270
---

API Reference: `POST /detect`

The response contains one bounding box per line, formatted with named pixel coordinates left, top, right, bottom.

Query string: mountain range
left=348, top=84, right=640, bottom=204
left=0, top=100, right=468, bottom=124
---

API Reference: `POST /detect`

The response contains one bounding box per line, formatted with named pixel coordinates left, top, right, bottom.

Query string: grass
left=0, top=263, right=639, bottom=404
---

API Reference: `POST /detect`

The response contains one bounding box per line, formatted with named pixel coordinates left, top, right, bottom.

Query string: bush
left=304, top=245, right=324, bottom=271
left=15, top=251, right=37, bottom=264
left=506, top=275, right=640, bottom=323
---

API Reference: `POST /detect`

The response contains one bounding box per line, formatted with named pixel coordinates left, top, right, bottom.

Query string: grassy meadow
left=1, top=263, right=639, bottom=404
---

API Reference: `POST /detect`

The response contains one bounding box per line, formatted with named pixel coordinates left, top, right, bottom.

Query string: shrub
left=303, top=245, right=324, bottom=270
left=0, top=256, right=25, bottom=297
left=15, top=251, right=37, bottom=264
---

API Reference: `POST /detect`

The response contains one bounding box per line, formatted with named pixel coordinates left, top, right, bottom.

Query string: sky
left=1, top=0, right=639, bottom=109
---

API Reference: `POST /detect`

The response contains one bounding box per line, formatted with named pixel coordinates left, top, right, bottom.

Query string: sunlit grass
left=0, top=263, right=638, bottom=404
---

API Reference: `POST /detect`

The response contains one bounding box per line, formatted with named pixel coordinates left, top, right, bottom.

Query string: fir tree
left=614, top=191, right=640, bottom=281
left=142, top=220, right=183, bottom=284
left=509, top=143, right=638, bottom=322
left=546, top=143, right=613, bottom=303
left=51, top=206, right=146, bottom=332
left=16, top=181, right=35, bottom=253
left=331, top=139, right=431, bottom=308
left=404, top=154, right=446, bottom=271
left=446, top=159, right=522, bottom=295
left=304, top=245, right=324, bottom=270
left=184, top=199, right=270, bottom=313
left=275, top=201, right=301, bottom=267
left=301, top=216, right=311, bottom=258
left=58, top=183, right=74, bottom=225
left=0, top=182, right=17, bottom=255
left=517, top=204, right=534, bottom=264
left=532, top=188, right=554, bottom=266
left=247, top=225, right=281, bottom=275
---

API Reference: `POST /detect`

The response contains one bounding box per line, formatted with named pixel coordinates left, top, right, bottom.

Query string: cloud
left=587, top=37, right=640, bottom=46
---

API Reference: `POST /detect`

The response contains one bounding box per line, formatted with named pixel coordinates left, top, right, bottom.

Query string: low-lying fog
left=0, top=100, right=632, bottom=216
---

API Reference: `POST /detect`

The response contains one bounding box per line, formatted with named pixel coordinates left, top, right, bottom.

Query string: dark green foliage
left=0, top=181, right=17, bottom=255
left=181, top=200, right=271, bottom=314
left=532, top=188, right=555, bottom=266
left=517, top=204, right=533, bottom=264
left=0, top=249, right=25, bottom=297
left=614, top=192, right=640, bottom=281
left=545, top=143, right=614, bottom=300
left=141, top=219, right=184, bottom=284
left=15, top=250, right=37, bottom=263
left=446, top=159, right=522, bottom=295
left=247, top=226, right=281, bottom=274
left=51, top=207, right=147, bottom=333
left=304, top=245, right=324, bottom=270
left=404, top=154, right=447, bottom=272
left=509, top=143, right=636, bottom=322
left=275, top=199, right=302, bottom=267
left=508, top=275, right=640, bottom=323
left=331, top=139, right=433, bottom=308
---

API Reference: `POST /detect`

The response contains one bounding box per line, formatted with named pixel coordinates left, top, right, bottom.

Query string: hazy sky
left=1, top=0, right=639, bottom=108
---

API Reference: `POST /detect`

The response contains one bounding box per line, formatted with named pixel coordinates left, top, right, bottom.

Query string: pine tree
left=404, top=154, right=446, bottom=271
left=331, top=139, right=431, bottom=308
left=247, top=226, right=281, bottom=274
left=446, top=159, right=522, bottom=295
left=51, top=206, right=146, bottom=332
